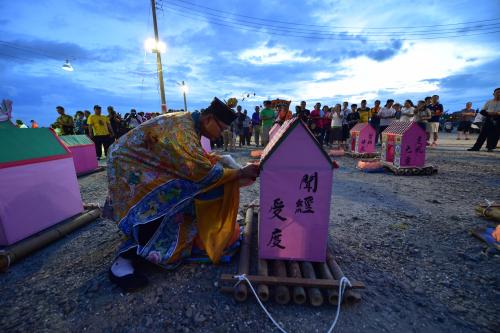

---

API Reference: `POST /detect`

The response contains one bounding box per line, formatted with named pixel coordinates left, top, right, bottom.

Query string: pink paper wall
left=399, top=125, right=426, bottom=167
left=0, top=158, right=84, bottom=245
left=201, top=136, right=211, bottom=153
left=69, top=144, right=98, bottom=175
left=260, top=125, right=333, bottom=262
left=355, top=126, right=376, bottom=153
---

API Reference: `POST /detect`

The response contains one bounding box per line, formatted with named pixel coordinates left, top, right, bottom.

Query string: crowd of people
left=215, top=89, right=499, bottom=153
left=51, top=105, right=162, bottom=159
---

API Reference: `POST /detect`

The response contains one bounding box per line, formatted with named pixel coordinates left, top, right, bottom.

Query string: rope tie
left=233, top=273, right=352, bottom=333
left=482, top=199, right=495, bottom=217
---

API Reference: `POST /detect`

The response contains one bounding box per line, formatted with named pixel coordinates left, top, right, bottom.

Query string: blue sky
left=1, top=0, right=499, bottom=126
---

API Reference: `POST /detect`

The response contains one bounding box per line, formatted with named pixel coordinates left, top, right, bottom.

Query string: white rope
left=233, top=274, right=352, bottom=333
left=483, top=199, right=495, bottom=216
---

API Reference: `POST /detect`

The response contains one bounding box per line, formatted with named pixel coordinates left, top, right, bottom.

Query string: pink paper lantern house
left=381, top=121, right=426, bottom=168
left=259, top=118, right=335, bottom=262
left=59, top=135, right=99, bottom=176
left=0, top=122, right=83, bottom=245
left=349, top=123, right=376, bottom=154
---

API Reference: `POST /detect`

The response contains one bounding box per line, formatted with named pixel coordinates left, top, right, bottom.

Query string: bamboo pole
left=257, top=259, right=270, bottom=301
left=0, top=209, right=100, bottom=272
left=300, top=261, right=324, bottom=306
left=234, top=207, right=254, bottom=302
left=272, top=260, right=290, bottom=304
left=287, top=261, right=306, bottom=305
left=316, top=262, right=338, bottom=305
left=326, top=248, right=361, bottom=302
left=220, top=274, right=365, bottom=289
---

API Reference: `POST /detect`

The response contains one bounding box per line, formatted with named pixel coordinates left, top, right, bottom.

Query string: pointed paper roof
left=59, top=135, right=94, bottom=147
left=383, top=121, right=417, bottom=135
left=260, top=117, right=334, bottom=169
left=350, top=122, right=374, bottom=133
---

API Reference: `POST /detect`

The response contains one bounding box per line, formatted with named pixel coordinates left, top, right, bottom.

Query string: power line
left=165, top=3, right=500, bottom=37
left=170, top=0, right=500, bottom=30
left=0, top=41, right=63, bottom=60
left=165, top=6, right=500, bottom=41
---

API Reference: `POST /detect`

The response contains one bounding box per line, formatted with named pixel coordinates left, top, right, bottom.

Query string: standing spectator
left=400, top=100, right=415, bottom=122
left=88, top=105, right=114, bottom=160
left=236, top=106, right=245, bottom=146
left=83, top=110, right=91, bottom=136
left=242, top=110, right=251, bottom=145
left=260, top=100, right=274, bottom=146
left=330, top=104, right=343, bottom=148
left=393, top=103, right=402, bottom=120
left=322, top=105, right=332, bottom=146
left=298, top=100, right=310, bottom=125
left=413, top=100, right=431, bottom=130
left=108, top=106, right=122, bottom=138
left=428, top=95, right=443, bottom=147
left=457, top=102, right=476, bottom=140
left=370, top=100, right=381, bottom=144
left=341, top=102, right=351, bottom=148
left=310, top=102, right=324, bottom=144
left=15, top=120, right=28, bottom=128
left=251, top=106, right=261, bottom=146
left=358, top=100, right=371, bottom=123
left=347, top=103, right=360, bottom=130
left=125, top=109, right=143, bottom=129
left=276, top=104, right=292, bottom=124
left=468, top=88, right=500, bottom=152
left=74, top=111, right=85, bottom=134
left=30, top=120, right=39, bottom=128
left=53, top=106, right=74, bottom=135
left=378, top=99, right=396, bottom=133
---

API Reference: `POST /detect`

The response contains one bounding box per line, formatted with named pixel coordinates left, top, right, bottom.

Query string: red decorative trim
left=0, top=154, right=71, bottom=169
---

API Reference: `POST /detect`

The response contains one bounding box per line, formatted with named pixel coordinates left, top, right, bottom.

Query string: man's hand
left=240, top=163, right=260, bottom=179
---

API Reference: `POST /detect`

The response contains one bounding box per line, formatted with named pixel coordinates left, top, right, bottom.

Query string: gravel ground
left=0, top=144, right=499, bottom=333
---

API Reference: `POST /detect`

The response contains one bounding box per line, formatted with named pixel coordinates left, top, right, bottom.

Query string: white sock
left=111, top=256, right=134, bottom=277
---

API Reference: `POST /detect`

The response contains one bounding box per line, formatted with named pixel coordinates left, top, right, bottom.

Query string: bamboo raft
left=219, top=207, right=365, bottom=306
left=381, top=161, right=438, bottom=176
left=345, top=151, right=380, bottom=159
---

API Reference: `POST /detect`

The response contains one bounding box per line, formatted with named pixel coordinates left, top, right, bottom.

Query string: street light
left=144, top=37, right=166, bottom=53
left=62, top=59, right=74, bottom=72
left=177, top=81, right=188, bottom=112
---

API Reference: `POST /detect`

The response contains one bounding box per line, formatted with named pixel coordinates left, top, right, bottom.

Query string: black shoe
left=467, top=148, right=479, bottom=151
left=487, top=149, right=494, bottom=152
left=108, top=268, right=148, bottom=292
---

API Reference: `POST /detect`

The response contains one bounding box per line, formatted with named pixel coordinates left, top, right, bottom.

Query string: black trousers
left=472, top=119, right=500, bottom=150
left=93, top=135, right=112, bottom=158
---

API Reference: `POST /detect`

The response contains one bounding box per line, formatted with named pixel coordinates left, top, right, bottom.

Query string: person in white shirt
left=330, top=104, right=343, bottom=148
left=378, top=99, right=396, bottom=132
left=400, top=99, right=415, bottom=122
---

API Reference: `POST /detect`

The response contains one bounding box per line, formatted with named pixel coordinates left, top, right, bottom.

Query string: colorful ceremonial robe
left=106, top=112, right=240, bottom=268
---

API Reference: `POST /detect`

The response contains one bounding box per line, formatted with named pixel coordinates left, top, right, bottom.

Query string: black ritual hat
left=207, top=97, right=237, bottom=125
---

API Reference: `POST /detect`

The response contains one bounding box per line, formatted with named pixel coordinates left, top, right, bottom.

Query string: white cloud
left=295, top=40, right=498, bottom=100
left=239, top=43, right=318, bottom=65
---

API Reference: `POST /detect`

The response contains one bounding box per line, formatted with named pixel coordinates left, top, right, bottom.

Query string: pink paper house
left=381, top=121, right=426, bottom=168
left=349, top=123, right=376, bottom=154
left=201, top=136, right=212, bottom=153
left=59, top=135, right=99, bottom=176
left=0, top=122, right=83, bottom=245
left=259, top=118, right=335, bottom=262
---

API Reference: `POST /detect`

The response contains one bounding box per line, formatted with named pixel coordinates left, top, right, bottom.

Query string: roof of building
left=383, top=121, right=417, bottom=135
left=350, top=122, right=374, bottom=133
left=59, top=135, right=94, bottom=147
left=259, top=117, right=334, bottom=169
left=0, top=122, right=70, bottom=167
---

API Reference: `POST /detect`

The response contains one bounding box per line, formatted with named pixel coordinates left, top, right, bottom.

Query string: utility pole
left=151, top=0, right=167, bottom=113
left=182, top=81, right=188, bottom=112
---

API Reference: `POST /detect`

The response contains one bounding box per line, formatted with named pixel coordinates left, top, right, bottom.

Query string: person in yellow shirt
left=358, top=99, right=372, bottom=123
left=87, top=104, right=115, bottom=159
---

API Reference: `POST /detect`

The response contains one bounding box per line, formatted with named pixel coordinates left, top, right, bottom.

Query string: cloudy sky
left=1, top=0, right=499, bottom=126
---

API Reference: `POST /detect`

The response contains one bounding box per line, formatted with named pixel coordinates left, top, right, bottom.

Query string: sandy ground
left=0, top=132, right=499, bottom=333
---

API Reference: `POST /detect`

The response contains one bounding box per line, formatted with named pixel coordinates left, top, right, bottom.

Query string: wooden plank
left=234, top=208, right=254, bottom=302
left=220, top=274, right=365, bottom=289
